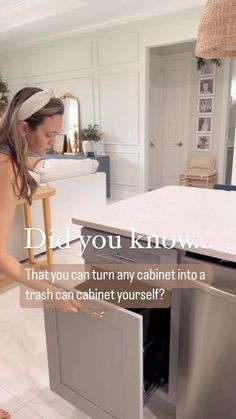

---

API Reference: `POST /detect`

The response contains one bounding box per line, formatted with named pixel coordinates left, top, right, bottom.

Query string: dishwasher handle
left=181, top=255, right=236, bottom=304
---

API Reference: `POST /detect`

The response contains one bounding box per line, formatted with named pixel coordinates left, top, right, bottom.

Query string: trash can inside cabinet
left=129, top=308, right=171, bottom=401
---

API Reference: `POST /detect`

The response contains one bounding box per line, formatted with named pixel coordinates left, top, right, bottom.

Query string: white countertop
left=72, top=186, right=236, bottom=262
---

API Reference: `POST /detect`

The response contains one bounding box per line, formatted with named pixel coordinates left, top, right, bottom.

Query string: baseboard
left=146, top=393, right=176, bottom=416
left=110, top=189, right=137, bottom=201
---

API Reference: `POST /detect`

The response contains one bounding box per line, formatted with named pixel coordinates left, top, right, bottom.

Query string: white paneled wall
left=99, top=72, right=139, bottom=145
left=49, top=77, right=95, bottom=128
left=109, top=151, right=139, bottom=186
left=97, top=32, right=139, bottom=66
left=0, top=8, right=208, bottom=198
left=30, top=40, right=93, bottom=76
left=0, top=31, right=142, bottom=199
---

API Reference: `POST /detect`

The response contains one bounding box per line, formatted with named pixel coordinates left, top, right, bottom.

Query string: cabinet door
left=44, top=302, right=143, bottom=419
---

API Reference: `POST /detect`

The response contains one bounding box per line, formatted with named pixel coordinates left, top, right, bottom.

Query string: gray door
left=44, top=302, right=143, bottom=419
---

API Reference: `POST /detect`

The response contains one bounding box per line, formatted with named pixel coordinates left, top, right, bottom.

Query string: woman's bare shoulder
left=0, top=153, right=15, bottom=181
left=27, top=156, right=44, bottom=170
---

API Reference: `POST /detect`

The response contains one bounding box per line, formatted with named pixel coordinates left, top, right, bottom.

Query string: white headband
left=17, top=88, right=55, bottom=121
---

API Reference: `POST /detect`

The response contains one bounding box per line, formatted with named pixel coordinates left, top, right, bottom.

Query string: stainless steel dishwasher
left=177, top=253, right=236, bottom=419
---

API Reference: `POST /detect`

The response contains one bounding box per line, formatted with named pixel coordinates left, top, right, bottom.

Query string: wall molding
left=110, top=188, right=137, bottom=201
left=108, top=150, right=139, bottom=186
left=29, top=41, right=93, bottom=77
left=218, top=60, right=233, bottom=182
left=0, top=5, right=204, bottom=53
left=98, top=70, right=140, bottom=146
left=103, top=148, right=140, bottom=154
left=96, top=33, right=139, bottom=67
left=3, top=61, right=140, bottom=83
left=1, top=0, right=44, bottom=15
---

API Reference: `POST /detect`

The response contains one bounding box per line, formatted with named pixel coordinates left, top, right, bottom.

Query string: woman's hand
left=51, top=288, right=83, bottom=312
left=49, top=287, right=105, bottom=318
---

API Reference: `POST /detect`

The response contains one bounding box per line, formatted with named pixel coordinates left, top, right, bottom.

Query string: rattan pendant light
left=195, top=0, right=236, bottom=58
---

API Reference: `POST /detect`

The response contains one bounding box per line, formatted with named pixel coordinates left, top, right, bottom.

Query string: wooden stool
left=179, top=173, right=218, bottom=188
left=0, top=186, right=56, bottom=288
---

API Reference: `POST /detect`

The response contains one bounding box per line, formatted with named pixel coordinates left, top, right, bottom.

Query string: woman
left=0, top=87, right=82, bottom=419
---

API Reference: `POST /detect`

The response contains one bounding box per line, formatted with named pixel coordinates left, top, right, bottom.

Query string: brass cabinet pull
left=80, top=306, right=106, bottom=319
left=72, top=290, right=106, bottom=319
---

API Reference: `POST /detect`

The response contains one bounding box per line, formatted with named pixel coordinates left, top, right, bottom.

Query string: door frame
left=146, top=47, right=192, bottom=190
left=218, top=59, right=234, bottom=183
left=144, top=43, right=234, bottom=191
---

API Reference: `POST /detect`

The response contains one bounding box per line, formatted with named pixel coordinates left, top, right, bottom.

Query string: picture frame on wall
left=198, top=97, right=214, bottom=114
left=196, top=134, right=212, bottom=151
left=199, top=78, right=215, bottom=96
left=197, top=116, right=213, bottom=133
left=199, top=61, right=216, bottom=76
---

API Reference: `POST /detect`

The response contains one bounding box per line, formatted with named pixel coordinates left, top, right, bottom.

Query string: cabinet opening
left=128, top=308, right=170, bottom=402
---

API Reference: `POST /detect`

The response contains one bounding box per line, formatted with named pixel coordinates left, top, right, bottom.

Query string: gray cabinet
left=81, top=229, right=179, bottom=265
left=44, top=301, right=143, bottom=419
left=44, top=229, right=181, bottom=418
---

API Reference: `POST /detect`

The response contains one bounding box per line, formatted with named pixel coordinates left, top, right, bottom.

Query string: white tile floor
left=0, top=241, right=175, bottom=419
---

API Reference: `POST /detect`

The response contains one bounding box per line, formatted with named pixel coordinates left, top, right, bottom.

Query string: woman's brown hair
left=0, top=87, right=64, bottom=203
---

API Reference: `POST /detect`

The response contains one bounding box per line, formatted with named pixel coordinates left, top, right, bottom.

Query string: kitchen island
left=73, top=185, right=236, bottom=263
left=44, top=186, right=236, bottom=419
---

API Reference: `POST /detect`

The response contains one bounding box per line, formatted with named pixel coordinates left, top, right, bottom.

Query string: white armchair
left=179, top=153, right=217, bottom=188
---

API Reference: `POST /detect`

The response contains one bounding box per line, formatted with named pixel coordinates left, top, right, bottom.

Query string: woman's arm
left=0, top=153, right=81, bottom=312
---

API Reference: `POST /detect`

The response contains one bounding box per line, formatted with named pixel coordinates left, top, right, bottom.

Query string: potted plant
left=196, top=57, right=221, bottom=72
left=0, top=77, right=10, bottom=117
left=80, top=124, right=102, bottom=156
